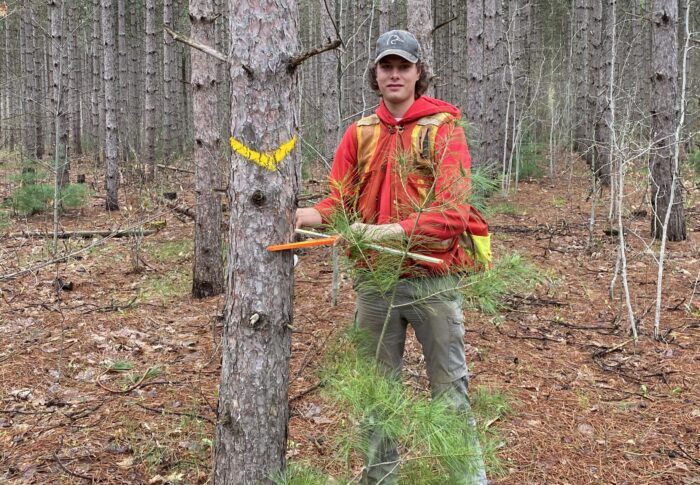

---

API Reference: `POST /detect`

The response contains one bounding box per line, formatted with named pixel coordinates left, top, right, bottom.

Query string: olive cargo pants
left=355, top=276, right=488, bottom=485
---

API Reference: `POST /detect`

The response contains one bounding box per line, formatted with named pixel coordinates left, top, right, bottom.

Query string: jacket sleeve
left=397, top=122, right=476, bottom=240
left=313, top=124, right=359, bottom=223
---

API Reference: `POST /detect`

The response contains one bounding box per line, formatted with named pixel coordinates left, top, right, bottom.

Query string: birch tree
left=214, top=0, right=300, bottom=481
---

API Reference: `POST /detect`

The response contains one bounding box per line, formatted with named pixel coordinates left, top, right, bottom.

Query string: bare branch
left=288, top=39, right=341, bottom=71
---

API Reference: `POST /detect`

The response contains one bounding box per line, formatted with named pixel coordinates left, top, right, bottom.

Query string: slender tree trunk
left=50, top=0, right=69, bottom=187
left=466, top=0, right=484, bottom=166
left=650, top=0, right=686, bottom=241
left=68, top=0, right=81, bottom=157
left=129, top=0, right=141, bottom=154
left=483, top=0, right=503, bottom=169
left=117, top=0, right=128, bottom=160
left=144, top=0, right=157, bottom=180
left=573, top=0, right=589, bottom=153
left=594, top=0, right=612, bottom=186
left=102, top=0, right=119, bottom=210
left=91, top=0, right=101, bottom=156
left=21, top=1, right=37, bottom=160
left=162, top=0, right=175, bottom=159
left=191, top=0, right=223, bottom=298
left=321, top=0, right=340, bottom=163
left=214, top=0, right=299, bottom=481
left=407, top=0, right=433, bottom=92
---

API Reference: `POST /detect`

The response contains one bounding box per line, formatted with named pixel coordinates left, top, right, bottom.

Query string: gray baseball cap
left=374, top=30, right=421, bottom=64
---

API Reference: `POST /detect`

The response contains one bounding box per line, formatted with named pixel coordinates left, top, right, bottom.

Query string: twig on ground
left=134, top=402, right=215, bottom=425
left=95, top=367, right=154, bottom=394
left=290, top=382, right=323, bottom=402
left=53, top=450, right=95, bottom=483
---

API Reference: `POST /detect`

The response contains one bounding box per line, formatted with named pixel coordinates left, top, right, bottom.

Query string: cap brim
left=374, top=49, right=419, bottom=64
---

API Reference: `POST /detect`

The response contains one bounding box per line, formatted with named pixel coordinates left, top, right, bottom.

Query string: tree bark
left=91, top=0, right=101, bottom=157
left=408, top=0, right=433, bottom=95
left=117, top=0, right=128, bottom=160
left=163, top=0, right=176, bottom=159
left=214, top=0, right=299, bottom=481
left=102, top=0, right=119, bottom=210
left=649, top=0, right=686, bottom=241
left=49, top=0, right=69, bottom=187
left=190, top=0, right=223, bottom=298
left=483, top=0, right=503, bottom=169
left=144, top=0, right=157, bottom=180
left=68, top=0, right=81, bottom=157
left=21, top=1, right=37, bottom=159
left=320, top=0, right=340, bottom=163
left=466, top=0, right=484, bottom=166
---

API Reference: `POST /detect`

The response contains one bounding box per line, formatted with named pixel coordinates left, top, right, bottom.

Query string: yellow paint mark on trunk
left=229, top=136, right=297, bottom=171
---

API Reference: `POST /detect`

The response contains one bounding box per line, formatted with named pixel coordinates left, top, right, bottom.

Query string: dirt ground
left=0, top=156, right=699, bottom=484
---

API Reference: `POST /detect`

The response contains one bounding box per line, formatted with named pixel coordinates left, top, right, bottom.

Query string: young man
left=296, top=30, right=489, bottom=484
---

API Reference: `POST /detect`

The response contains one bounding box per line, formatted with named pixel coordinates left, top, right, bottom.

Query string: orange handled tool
left=267, top=236, right=338, bottom=252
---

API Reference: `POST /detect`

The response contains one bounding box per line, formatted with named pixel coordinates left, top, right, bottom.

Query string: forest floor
left=0, top=154, right=699, bottom=485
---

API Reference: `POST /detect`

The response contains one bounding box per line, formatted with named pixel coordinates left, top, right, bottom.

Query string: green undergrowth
left=147, top=239, right=194, bottom=264
left=142, top=270, right=190, bottom=302
left=277, top=328, right=509, bottom=484
left=3, top=164, right=92, bottom=216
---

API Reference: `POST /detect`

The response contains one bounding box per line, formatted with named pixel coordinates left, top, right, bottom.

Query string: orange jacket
left=315, top=96, right=489, bottom=275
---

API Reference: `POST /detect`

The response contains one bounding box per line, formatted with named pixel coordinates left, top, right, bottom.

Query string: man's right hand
left=294, top=207, right=322, bottom=229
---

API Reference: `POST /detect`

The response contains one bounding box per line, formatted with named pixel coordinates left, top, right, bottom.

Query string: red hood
left=376, top=95, right=461, bottom=125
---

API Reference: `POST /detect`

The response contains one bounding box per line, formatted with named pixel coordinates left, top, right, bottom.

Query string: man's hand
left=350, top=222, right=404, bottom=242
left=295, top=207, right=322, bottom=229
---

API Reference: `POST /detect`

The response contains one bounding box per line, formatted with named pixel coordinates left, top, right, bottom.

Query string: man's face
left=375, top=55, right=420, bottom=107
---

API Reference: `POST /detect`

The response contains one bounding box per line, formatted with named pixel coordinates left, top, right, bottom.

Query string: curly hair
left=367, top=60, right=431, bottom=99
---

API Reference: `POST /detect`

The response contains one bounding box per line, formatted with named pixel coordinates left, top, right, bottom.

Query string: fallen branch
left=5, top=229, right=156, bottom=239
left=290, top=382, right=322, bottom=402
left=157, top=163, right=194, bottom=174
left=0, top=218, right=164, bottom=282
left=53, top=450, right=95, bottom=483
left=135, top=402, right=215, bottom=425
left=95, top=367, right=154, bottom=395
left=158, top=196, right=195, bottom=220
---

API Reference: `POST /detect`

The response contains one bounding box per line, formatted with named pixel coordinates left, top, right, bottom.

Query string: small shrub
left=61, top=183, right=91, bottom=209
left=10, top=183, right=54, bottom=216
left=515, top=138, right=545, bottom=180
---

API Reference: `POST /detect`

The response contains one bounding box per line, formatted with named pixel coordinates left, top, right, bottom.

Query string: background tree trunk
left=467, top=0, right=484, bottom=166
left=50, top=0, right=69, bottom=187
left=102, top=0, right=118, bottom=210
left=144, top=0, right=157, bottom=180
left=190, top=0, right=223, bottom=298
left=408, top=0, right=433, bottom=94
left=649, top=0, right=686, bottom=241
left=214, top=0, right=299, bottom=481
left=162, top=0, right=175, bottom=160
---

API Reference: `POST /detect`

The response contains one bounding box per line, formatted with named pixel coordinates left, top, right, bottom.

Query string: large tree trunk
left=190, top=0, right=223, bottom=298
left=649, top=0, right=686, bottom=241
left=102, top=0, right=119, bottom=211
left=214, top=0, right=299, bottom=481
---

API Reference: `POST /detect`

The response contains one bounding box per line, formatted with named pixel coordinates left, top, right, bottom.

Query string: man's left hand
left=350, top=222, right=404, bottom=242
